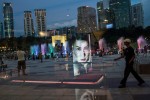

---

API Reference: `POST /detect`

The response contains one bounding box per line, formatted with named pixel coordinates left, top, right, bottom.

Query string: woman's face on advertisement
left=80, top=90, right=93, bottom=100
left=74, top=40, right=90, bottom=62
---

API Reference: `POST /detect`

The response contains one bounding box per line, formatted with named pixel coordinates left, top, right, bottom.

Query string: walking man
left=17, top=47, right=27, bottom=76
left=114, top=38, right=145, bottom=88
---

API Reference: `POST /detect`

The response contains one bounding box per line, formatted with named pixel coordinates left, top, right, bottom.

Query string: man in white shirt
left=17, top=47, right=27, bottom=76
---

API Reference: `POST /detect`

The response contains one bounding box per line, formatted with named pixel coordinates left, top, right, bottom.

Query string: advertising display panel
left=72, top=33, right=92, bottom=76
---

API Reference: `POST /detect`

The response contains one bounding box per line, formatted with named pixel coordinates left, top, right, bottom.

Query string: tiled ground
left=0, top=54, right=150, bottom=100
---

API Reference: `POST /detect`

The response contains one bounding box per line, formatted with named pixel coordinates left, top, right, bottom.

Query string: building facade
left=97, top=1, right=114, bottom=29
left=24, top=11, right=35, bottom=37
left=0, top=22, right=4, bottom=39
left=131, top=3, right=144, bottom=27
left=34, top=9, right=46, bottom=37
left=103, top=0, right=110, bottom=9
left=3, top=2, right=14, bottom=38
left=97, top=1, right=105, bottom=29
left=77, top=6, right=97, bottom=33
left=57, top=26, right=77, bottom=36
left=109, top=0, right=131, bottom=29
left=47, top=26, right=77, bottom=40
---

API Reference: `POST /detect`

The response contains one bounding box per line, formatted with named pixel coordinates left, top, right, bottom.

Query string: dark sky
left=0, top=0, right=150, bottom=37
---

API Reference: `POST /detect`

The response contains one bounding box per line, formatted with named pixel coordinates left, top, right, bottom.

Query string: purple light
left=137, top=36, right=147, bottom=49
left=41, top=43, right=47, bottom=55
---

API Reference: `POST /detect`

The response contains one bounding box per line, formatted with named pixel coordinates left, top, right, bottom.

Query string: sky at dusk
left=0, top=0, right=150, bottom=37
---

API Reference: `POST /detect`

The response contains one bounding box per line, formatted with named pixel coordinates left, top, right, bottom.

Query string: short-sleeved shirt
left=124, top=46, right=135, bottom=63
left=17, top=50, right=25, bottom=61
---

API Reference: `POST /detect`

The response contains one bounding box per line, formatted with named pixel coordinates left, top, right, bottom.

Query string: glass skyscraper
left=0, top=22, right=4, bottom=39
left=109, top=0, right=131, bottom=29
left=131, top=3, right=144, bottom=27
left=97, top=1, right=115, bottom=29
left=97, top=1, right=105, bottom=29
left=77, top=6, right=97, bottom=34
left=3, top=2, right=14, bottom=38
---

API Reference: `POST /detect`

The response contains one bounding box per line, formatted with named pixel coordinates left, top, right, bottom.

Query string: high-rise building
left=131, top=3, right=144, bottom=27
left=24, top=11, right=35, bottom=37
left=0, top=22, right=4, bottom=39
left=97, top=1, right=105, bottom=29
left=109, top=0, right=131, bottom=29
left=77, top=6, right=97, bottom=33
left=57, top=26, right=77, bottom=36
left=34, top=9, right=46, bottom=37
left=97, top=1, right=114, bottom=29
left=3, top=2, right=14, bottom=38
left=47, top=30, right=56, bottom=37
left=103, top=0, right=110, bottom=9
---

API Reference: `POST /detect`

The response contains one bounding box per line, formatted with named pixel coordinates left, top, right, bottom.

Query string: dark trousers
left=120, top=62, right=144, bottom=85
left=41, top=58, right=43, bottom=62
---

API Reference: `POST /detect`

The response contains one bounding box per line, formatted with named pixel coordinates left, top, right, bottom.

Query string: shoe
left=138, top=81, right=145, bottom=86
left=118, top=85, right=126, bottom=88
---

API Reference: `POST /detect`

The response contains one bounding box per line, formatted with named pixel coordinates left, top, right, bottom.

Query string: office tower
left=34, top=9, right=46, bottom=37
left=103, top=0, right=110, bottom=9
left=97, top=1, right=104, bottom=29
left=66, top=26, right=77, bottom=39
left=77, top=6, right=97, bottom=33
left=131, top=3, right=144, bottom=27
left=24, top=11, right=35, bottom=37
left=57, top=26, right=77, bottom=36
left=47, top=30, right=55, bottom=37
left=97, top=1, right=114, bottom=29
left=3, top=2, right=14, bottom=38
left=97, top=0, right=110, bottom=9
left=0, top=22, right=4, bottom=39
left=109, top=0, right=131, bottom=29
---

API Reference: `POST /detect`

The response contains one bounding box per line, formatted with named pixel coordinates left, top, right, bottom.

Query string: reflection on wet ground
left=0, top=54, right=150, bottom=100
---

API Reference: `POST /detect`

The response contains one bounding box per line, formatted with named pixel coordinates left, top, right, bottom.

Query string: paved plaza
left=0, top=54, right=150, bottom=100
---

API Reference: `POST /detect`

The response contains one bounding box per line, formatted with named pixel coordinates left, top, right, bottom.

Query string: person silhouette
left=16, top=47, right=27, bottom=76
left=114, top=38, right=145, bottom=88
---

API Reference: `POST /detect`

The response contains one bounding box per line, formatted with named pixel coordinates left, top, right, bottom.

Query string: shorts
left=18, top=60, right=26, bottom=70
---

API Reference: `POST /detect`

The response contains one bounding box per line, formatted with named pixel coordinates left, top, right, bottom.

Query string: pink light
left=137, top=36, right=147, bottom=49
left=11, top=80, right=61, bottom=84
left=117, top=37, right=124, bottom=52
left=63, top=75, right=104, bottom=85
left=11, top=75, right=104, bottom=85
left=99, top=38, right=107, bottom=51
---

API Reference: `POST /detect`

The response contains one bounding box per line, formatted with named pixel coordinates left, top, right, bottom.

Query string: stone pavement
left=0, top=54, right=150, bottom=100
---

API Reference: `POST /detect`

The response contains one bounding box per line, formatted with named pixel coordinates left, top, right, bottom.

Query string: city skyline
left=0, top=0, right=149, bottom=37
